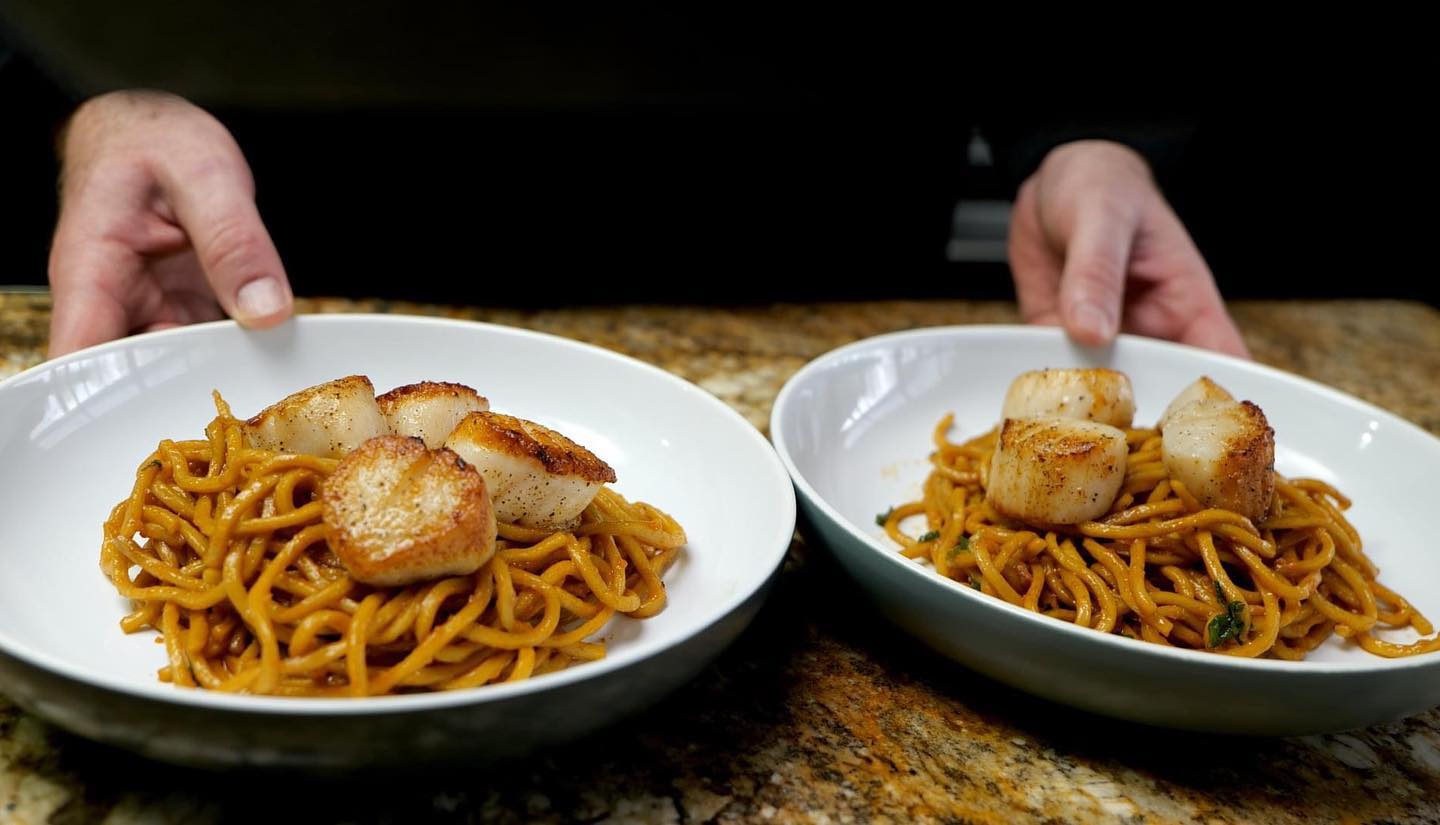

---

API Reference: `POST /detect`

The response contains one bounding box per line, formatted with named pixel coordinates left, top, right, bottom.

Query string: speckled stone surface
left=3, top=292, right=1440, bottom=824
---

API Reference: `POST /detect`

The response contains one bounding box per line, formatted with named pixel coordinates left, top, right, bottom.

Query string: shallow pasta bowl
left=0, top=315, right=795, bottom=768
left=770, top=325, right=1440, bottom=735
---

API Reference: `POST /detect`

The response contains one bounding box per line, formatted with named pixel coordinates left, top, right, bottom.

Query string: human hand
left=1008, top=139, right=1248, bottom=357
left=47, top=90, right=292, bottom=358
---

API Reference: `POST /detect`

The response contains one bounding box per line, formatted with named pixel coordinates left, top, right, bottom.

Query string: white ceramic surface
left=771, top=325, right=1440, bottom=735
left=0, top=315, right=795, bottom=768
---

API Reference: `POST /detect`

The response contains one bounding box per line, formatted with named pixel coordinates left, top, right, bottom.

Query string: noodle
left=882, top=414, right=1439, bottom=659
left=103, top=393, right=686, bottom=696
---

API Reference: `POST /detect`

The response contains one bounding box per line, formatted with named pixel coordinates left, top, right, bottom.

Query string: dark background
left=1, top=6, right=1435, bottom=306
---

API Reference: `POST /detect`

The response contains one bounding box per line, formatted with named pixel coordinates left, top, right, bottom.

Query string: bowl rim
left=770, top=323, right=1440, bottom=676
left=0, top=313, right=797, bottom=715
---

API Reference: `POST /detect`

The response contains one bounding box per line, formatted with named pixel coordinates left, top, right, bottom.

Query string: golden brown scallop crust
left=449, top=412, right=617, bottom=483
left=1068, top=368, right=1135, bottom=427
left=243, top=375, right=388, bottom=457
left=987, top=418, right=1127, bottom=526
left=375, top=381, right=491, bottom=448
left=1214, top=400, right=1276, bottom=521
left=1002, top=368, right=1135, bottom=428
left=246, top=374, right=374, bottom=431
left=375, top=381, right=490, bottom=412
left=1158, top=376, right=1234, bottom=433
left=321, top=435, right=497, bottom=586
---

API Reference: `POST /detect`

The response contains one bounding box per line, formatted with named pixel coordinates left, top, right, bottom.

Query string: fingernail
left=236, top=278, right=287, bottom=321
left=1072, top=302, right=1116, bottom=344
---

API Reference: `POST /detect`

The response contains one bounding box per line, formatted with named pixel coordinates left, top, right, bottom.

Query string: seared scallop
left=1158, top=376, right=1234, bottom=432
left=376, top=381, right=490, bottom=448
left=1001, top=368, right=1135, bottom=428
left=243, top=375, right=391, bottom=458
left=321, top=435, right=497, bottom=586
left=444, top=412, right=616, bottom=529
left=1161, top=399, right=1275, bottom=521
left=986, top=417, right=1128, bottom=526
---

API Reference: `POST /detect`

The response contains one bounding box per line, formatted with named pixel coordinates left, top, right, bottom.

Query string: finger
left=1007, top=177, right=1065, bottom=326
left=46, top=223, right=141, bottom=357
left=47, top=278, right=132, bottom=358
left=148, top=248, right=226, bottom=326
left=1120, top=209, right=1250, bottom=359
left=1056, top=199, right=1138, bottom=346
left=155, top=153, right=293, bottom=329
left=1174, top=303, right=1250, bottom=358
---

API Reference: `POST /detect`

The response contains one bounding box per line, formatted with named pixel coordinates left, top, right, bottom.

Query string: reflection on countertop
left=3, top=292, right=1440, bottom=824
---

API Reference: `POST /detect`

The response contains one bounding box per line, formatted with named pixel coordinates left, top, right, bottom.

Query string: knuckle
left=184, top=151, right=254, bottom=195
left=199, top=219, right=264, bottom=277
left=1067, top=258, right=1124, bottom=293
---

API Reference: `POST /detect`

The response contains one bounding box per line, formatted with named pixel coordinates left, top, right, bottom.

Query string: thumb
left=1055, top=204, right=1136, bottom=347
left=158, top=158, right=293, bottom=328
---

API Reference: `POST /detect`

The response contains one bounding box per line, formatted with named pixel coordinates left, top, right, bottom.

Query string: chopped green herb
left=1206, top=596, right=1248, bottom=648
left=969, top=574, right=983, bottom=591
left=948, top=535, right=972, bottom=560
left=917, top=530, right=940, bottom=543
left=875, top=507, right=894, bottom=527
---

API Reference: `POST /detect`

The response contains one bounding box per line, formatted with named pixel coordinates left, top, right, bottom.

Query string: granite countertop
left=3, top=292, right=1440, bottom=824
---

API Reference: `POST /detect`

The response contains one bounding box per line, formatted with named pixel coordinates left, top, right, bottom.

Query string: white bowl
left=0, top=315, right=795, bottom=768
left=771, top=325, right=1440, bottom=735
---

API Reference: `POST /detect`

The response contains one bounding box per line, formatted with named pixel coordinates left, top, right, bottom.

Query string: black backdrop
left=2, top=8, right=1435, bottom=306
